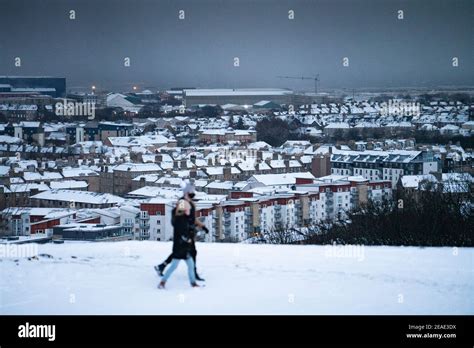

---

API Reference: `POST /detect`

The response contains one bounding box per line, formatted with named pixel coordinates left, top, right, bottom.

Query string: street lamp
left=92, top=85, right=96, bottom=94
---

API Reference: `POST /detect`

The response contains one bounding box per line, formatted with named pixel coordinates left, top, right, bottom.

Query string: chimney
left=223, top=162, right=232, bottom=181
left=208, top=157, right=213, bottom=166
left=190, top=154, right=196, bottom=164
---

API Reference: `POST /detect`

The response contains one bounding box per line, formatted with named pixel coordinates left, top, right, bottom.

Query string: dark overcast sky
left=0, top=0, right=472, bottom=91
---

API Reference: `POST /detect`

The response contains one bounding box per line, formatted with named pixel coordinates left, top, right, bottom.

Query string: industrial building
left=183, top=88, right=293, bottom=106
left=0, top=76, right=66, bottom=98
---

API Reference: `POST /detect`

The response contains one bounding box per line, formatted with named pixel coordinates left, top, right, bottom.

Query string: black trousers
left=163, top=242, right=197, bottom=273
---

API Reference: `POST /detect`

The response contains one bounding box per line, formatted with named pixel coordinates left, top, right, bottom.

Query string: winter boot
left=158, top=281, right=166, bottom=289
left=195, top=266, right=205, bottom=281
left=154, top=263, right=166, bottom=277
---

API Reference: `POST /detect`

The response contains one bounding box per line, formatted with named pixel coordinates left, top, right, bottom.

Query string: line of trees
left=260, top=181, right=473, bottom=247
left=256, top=118, right=290, bottom=146
left=414, top=130, right=474, bottom=149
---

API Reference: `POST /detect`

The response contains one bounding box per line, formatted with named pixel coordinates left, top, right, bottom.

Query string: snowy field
left=0, top=241, right=473, bottom=315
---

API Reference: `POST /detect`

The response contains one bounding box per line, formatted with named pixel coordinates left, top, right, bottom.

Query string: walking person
left=155, top=182, right=209, bottom=281
left=158, top=198, right=198, bottom=289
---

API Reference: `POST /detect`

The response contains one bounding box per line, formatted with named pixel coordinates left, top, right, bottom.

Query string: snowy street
left=1, top=241, right=472, bottom=315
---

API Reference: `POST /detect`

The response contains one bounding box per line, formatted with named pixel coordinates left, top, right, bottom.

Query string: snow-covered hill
left=1, top=241, right=472, bottom=314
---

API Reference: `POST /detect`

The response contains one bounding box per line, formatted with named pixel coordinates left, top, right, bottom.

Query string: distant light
left=133, top=86, right=137, bottom=91
left=92, top=85, right=96, bottom=90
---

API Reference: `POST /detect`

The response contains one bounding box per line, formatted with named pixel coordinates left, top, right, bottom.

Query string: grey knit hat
left=182, top=181, right=195, bottom=195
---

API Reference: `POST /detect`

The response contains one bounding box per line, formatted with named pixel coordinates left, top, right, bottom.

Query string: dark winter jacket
left=171, top=197, right=197, bottom=239
left=171, top=206, right=194, bottom=259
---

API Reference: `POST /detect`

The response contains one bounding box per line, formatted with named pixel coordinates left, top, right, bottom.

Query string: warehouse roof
left=184, top=88, right=293, bottom=97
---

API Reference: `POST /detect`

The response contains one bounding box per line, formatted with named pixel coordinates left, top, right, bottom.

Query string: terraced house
left=331, top=149, right=438, bottom=188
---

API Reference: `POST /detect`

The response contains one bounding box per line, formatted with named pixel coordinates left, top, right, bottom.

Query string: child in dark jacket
left=158, top=199, right=198, bottom=289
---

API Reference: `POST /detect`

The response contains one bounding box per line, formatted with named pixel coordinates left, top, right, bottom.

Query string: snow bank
left=0, top=242, right=472, bottom=314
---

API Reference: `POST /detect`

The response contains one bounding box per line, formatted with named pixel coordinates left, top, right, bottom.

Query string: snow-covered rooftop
left=31, top=190, right=124, bottom=205
left=185, top=88, right=293, bottom=97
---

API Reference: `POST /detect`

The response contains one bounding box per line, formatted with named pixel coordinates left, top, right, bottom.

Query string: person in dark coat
left=158, top=198, right=198, bottom=289
left=155, top=182, right=209, bottom=281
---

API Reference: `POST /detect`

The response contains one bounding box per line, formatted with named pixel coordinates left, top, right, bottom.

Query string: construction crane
left=277, top=75, right=320, bottom=94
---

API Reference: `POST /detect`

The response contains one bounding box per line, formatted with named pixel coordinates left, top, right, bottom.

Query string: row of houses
left=330, top=149, right=439, bottom=188
left=0, top=173, right=392, bottom=242
left=3, top=162, right=471, bottom=242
